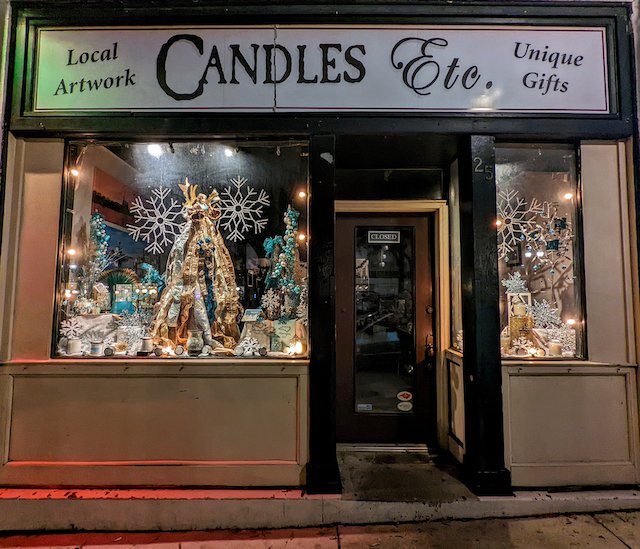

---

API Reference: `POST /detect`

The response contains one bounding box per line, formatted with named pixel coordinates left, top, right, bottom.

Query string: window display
left=496, top=144, right=583, bottom=359
left=55, top=141, right=309, bottom=358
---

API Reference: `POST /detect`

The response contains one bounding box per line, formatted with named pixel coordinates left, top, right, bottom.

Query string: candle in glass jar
left=513, top=302, right=527, bottom=316
left=549, top=341, right=562, bottom=356
left=67, top=337, right=82, bottom=355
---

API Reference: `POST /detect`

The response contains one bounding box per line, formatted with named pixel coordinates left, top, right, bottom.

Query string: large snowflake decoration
left=218, top=176, right=270, bottom=242
left=501, top=272, right=528, bottom=294
left=60, top=317, right=82, bottom=338
left=496, top=189, right=540, bottom=260
left=127, top=187, right=185, bottom=254
left=531, top=299, right=562, bottom=329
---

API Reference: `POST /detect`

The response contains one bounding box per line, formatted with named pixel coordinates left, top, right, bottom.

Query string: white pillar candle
left=67, top=337, right=82, bottom=355
left=549, top=341, right=562, bottom=356
left=140, top=337, right=154, bottom=353
left=513, top=302, right=527, bottom=316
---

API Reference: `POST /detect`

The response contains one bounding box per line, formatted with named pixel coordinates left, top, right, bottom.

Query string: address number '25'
left=473, top=156, right=494, bottom=181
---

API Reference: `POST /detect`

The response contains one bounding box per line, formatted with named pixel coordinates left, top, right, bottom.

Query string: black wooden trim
left=306, top=134, right=340, bottom=493
left=458, top=135, right=512, bottom=496
left=7, top=4, right=635, bottom=137
left=7, top=116, right=634, bottom=141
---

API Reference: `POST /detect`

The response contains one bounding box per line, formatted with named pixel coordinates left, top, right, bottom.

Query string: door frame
left=335, top=200, right=450, bottom=449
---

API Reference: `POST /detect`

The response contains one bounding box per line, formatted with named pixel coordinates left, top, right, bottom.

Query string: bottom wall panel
left=0, top=362, right=309, bottom=487
left=503, top=365, right=640, bottom=487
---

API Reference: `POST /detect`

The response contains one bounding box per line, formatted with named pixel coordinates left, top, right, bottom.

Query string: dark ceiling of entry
left=335, top=134, right=458, bottom=201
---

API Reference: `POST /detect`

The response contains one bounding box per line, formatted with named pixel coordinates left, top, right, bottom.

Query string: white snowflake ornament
left=531, top=299, right=562, bottom=329
left=127, top=187, right=185, bottom=254
left=60, top=317, right=82, bottom=338
left=219, top=176, right=270, bottom=242
left=501, top=272, right=528, bottom=294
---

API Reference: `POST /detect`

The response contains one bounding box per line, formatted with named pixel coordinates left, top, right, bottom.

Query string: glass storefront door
left=336, top=215, right=435, bottom=443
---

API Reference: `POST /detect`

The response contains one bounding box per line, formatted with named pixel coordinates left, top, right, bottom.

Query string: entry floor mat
left=336, top=446, right=478, bottom=502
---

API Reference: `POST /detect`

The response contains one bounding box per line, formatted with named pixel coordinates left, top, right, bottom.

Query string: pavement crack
left=591, top=513, right=634, bottom=549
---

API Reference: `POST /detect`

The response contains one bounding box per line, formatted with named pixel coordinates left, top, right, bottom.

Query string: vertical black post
left=306, top=134, right=341, bottom=493
left=458, top=135, right=511, bottom=495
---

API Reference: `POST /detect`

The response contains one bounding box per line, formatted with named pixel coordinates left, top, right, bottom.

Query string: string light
left=70, top=168, right=80, bottom=177
left=566, top=318, right=576, bottom=326
left=67, top=248, right=77, bottom=256
left=147, top=144, right=163, bottom=158
left=496, top=218, right=503, bottom=227
left=563, top=192, right=574, bottom=200
left=298, top=233, right=306, bottom=241
left=298, top=190, right=307, bottom=198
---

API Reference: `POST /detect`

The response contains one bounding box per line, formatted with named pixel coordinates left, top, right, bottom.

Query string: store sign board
left=33, top=26, right=609, bottom=114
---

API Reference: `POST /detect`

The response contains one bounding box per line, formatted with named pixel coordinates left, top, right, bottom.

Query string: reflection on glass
left=354, top=226, right=416, bottom=414
left=55, top=141, right=309, bottom=359
left=496, top=144, right=583, bottom=359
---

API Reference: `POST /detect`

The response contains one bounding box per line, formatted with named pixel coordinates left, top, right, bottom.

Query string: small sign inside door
left=368, top=230, right=400, bottom=244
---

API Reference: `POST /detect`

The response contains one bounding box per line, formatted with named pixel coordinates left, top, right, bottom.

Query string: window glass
left=56, top=141, right=309, bottom=359
left=496, top=144, right=583, bottom=359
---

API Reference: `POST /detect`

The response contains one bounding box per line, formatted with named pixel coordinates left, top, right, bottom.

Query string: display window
left=55, top=140, right=309, bottom=359
left=496, top=144, right=584, bottom=359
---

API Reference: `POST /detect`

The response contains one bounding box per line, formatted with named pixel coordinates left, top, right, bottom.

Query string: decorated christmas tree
left=261, top=205, right=303, bottom=321
left=150, top=180, right=242, bottom=353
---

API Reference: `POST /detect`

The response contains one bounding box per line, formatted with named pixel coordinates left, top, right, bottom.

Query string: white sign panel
left=34, top=26, right=609, bottom=114
left=368, top=230, right=401, bottom=244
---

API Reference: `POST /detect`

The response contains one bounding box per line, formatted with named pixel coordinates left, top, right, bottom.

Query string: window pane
left=55, top=141, right=309, bottom=359
left=496, top=144, right=583, bottom=359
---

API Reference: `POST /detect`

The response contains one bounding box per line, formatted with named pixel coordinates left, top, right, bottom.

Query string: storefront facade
left=0, top=0, right=638, bottom=497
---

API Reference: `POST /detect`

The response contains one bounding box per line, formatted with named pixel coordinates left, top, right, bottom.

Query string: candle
left=90, top=341, right=104, bottom=356
left=140, top=337, right=154, bottom=352
left=67, top=337, right=82, bottom=355
left=549, top=341, right=562, bottom=356
left=513, top=302, right=527, bottom=316
left=500, top=335, right=511, bottom=353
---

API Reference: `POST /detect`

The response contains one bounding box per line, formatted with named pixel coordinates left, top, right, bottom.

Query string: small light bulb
left=563, top=192, right=574, bottom=200
left=64, top=290, right=72, bottom=298
left=298, top=190, right=307, bottom=198
left=147, top=144, right=163, bottom=158
left=67, top=248, right=77, bottom=256
left=298, top=233, right=306, bottom=241
left=528, top=347, right=538, bottom=356
left=69, top=264, right=77, bottom=269
left=71, top=289, right=79, bottom=295
left=496, top=219, right=503, bottom=227
left=70, top=168, right=80, bottom=177
left=224, top=147, right=234, bottom=157
left=524, top=251, right=533, bottom=258
left=566, top=318, right=576, bottom=326
left=536, top=250, right=544, bottom=257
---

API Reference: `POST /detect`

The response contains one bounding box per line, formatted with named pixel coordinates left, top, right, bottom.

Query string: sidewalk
left=2, top=487, right=640, bottom=531
left=0, top=512, right=639, bottom=548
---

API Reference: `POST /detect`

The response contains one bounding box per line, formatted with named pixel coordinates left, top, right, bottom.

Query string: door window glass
left=354, top=226, right=416, bottom=413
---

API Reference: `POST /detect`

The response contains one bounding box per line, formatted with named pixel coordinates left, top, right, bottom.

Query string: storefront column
left=306, top=134, right=341, bottom=493
left=458, top=135, right=511, bottom=495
